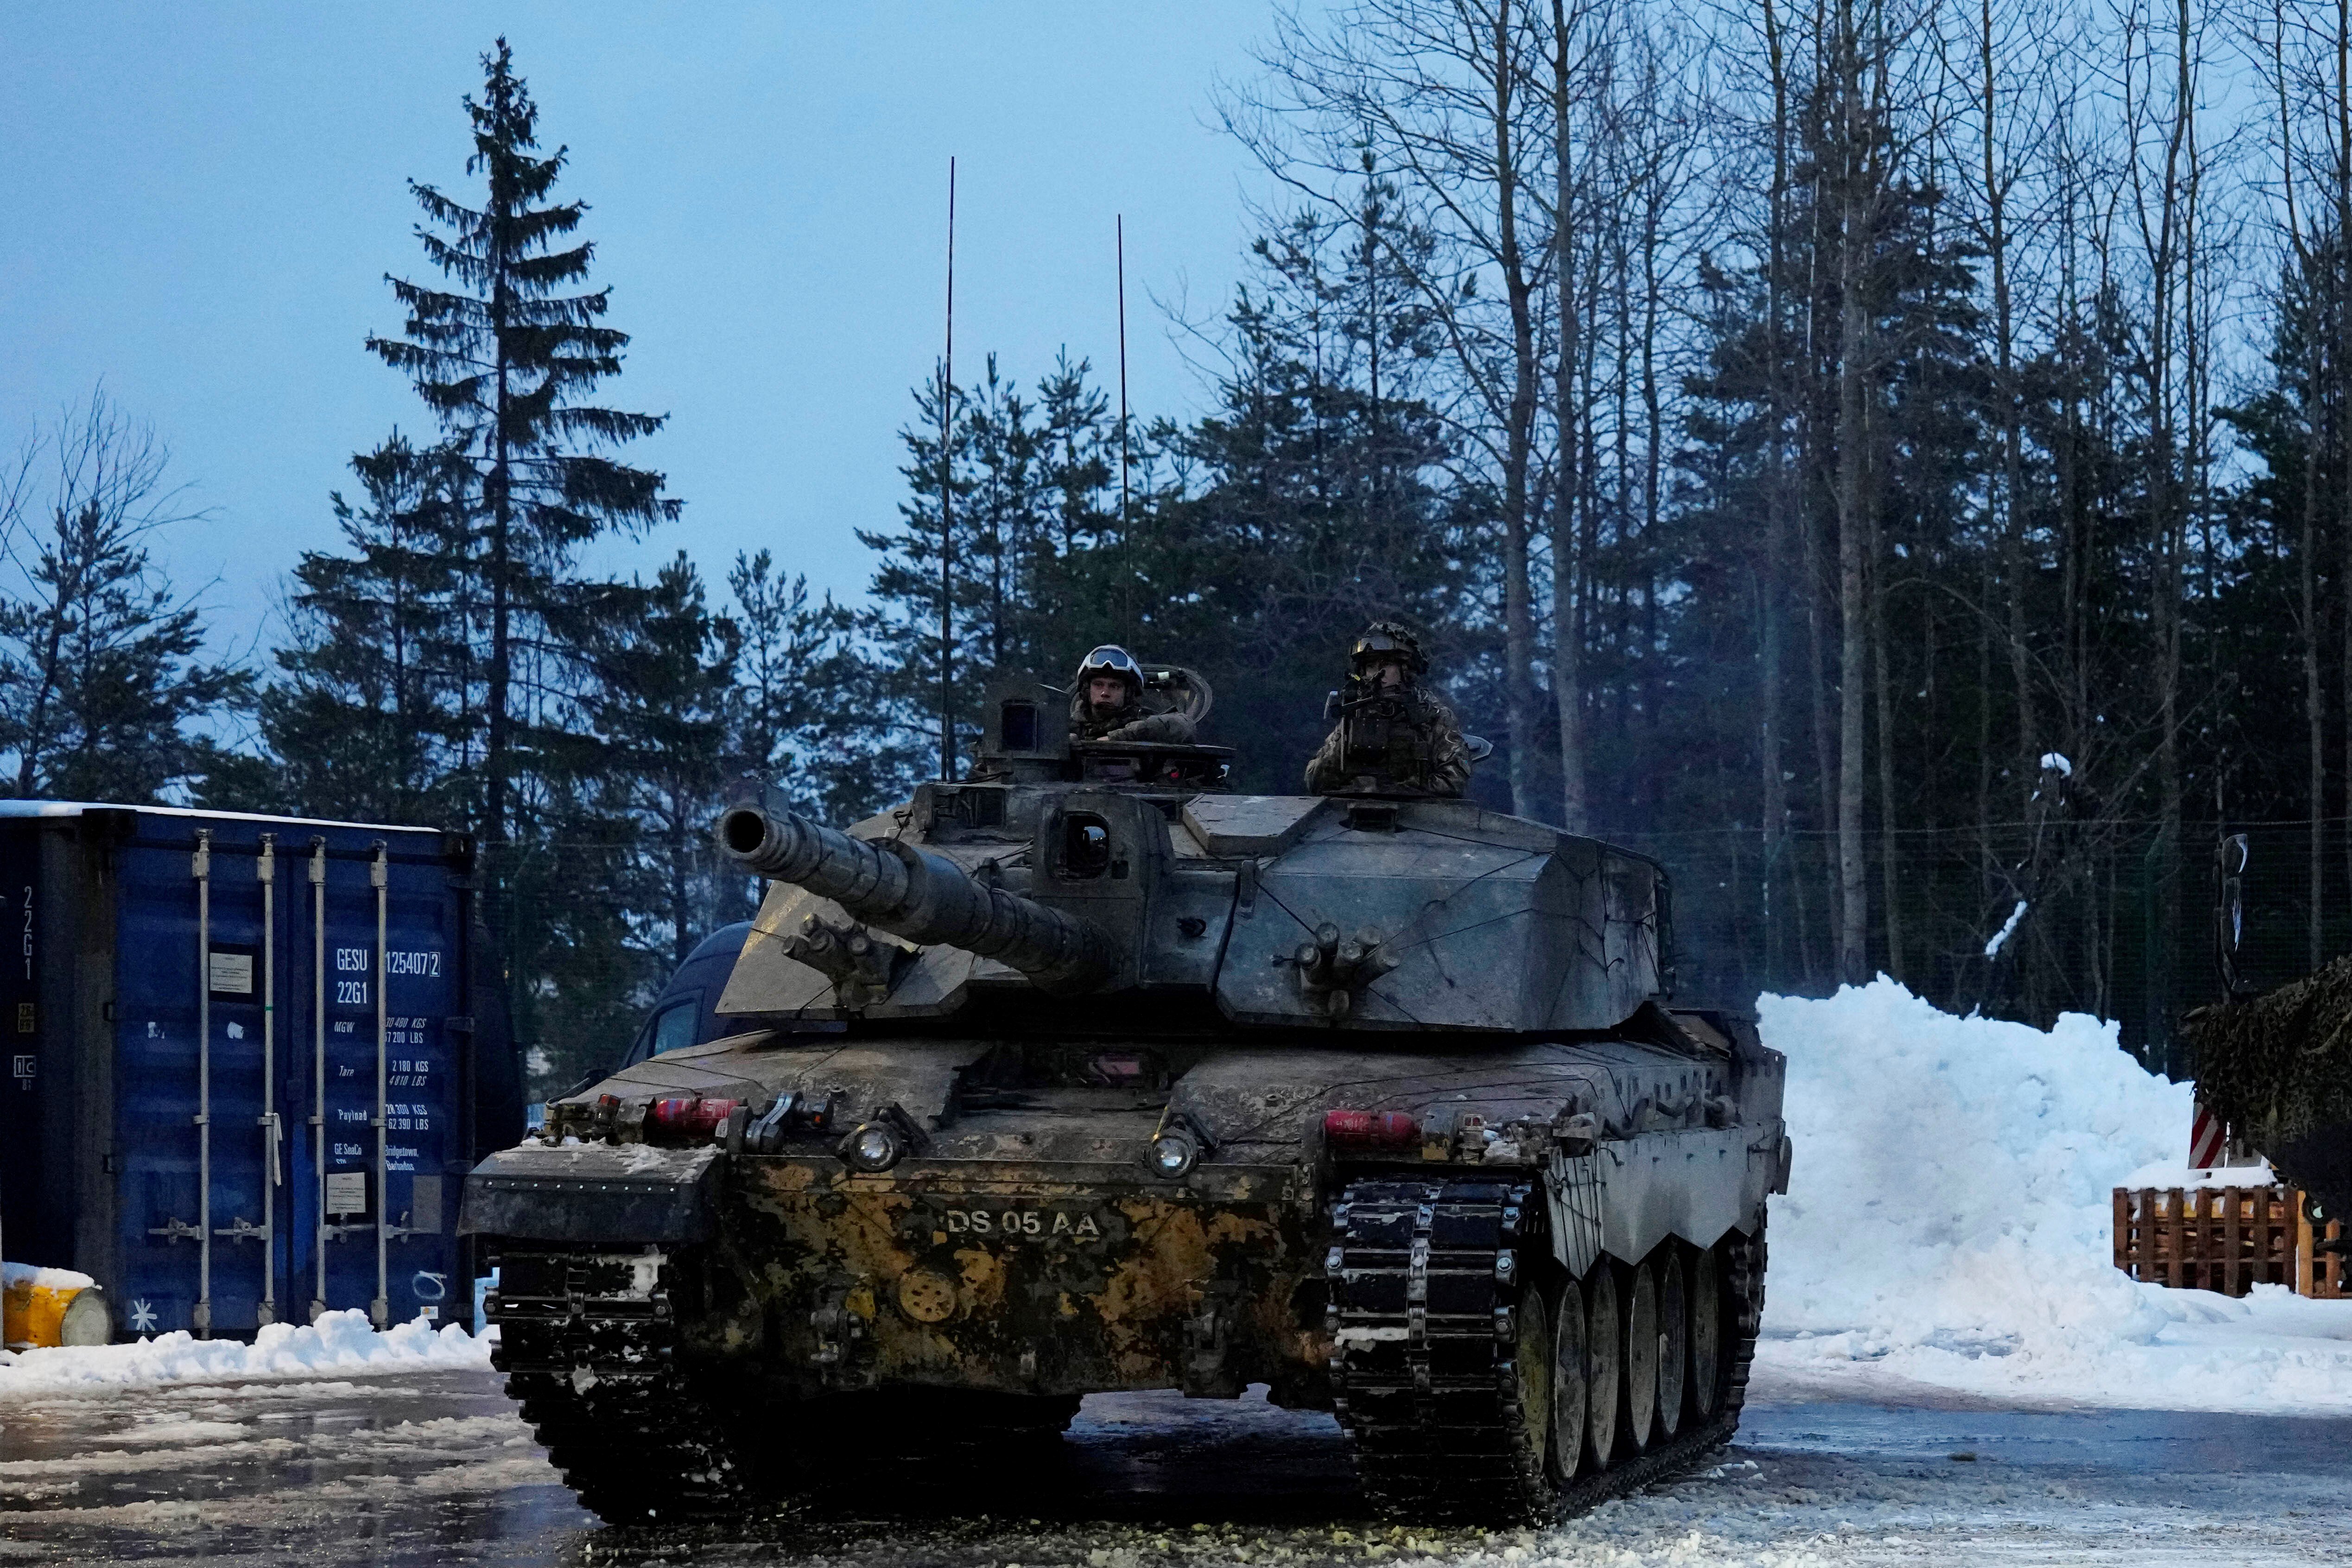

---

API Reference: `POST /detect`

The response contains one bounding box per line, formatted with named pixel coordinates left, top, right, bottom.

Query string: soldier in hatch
left=1068, top=644, right=1199, bottom=744
left=1305, top=621, right=1471, bottom=797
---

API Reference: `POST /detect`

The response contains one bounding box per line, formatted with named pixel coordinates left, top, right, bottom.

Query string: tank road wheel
left=1581, top=1264, right=1621, bottom=1470
left=1687, top=1245, right=1721, bottom=1419
left=1621, top=1260, right=1659, bottom=1454
left=1512, top=1281, right=1555, bottom=1478
left=1546, top=1278, right=1588, bottom=1480
left=1653, top=1248, right=1687, bottom=1439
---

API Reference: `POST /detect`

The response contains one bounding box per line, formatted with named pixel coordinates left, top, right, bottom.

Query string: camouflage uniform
left=1305, top=622, right=1470, bottom=798
left=1076, top=704, right=1197, bottom=745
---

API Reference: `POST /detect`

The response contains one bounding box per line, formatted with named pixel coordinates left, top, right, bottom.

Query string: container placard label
left=325, top=1170, right=368, bottom=1216
left=207, top=946, right=255, bottom=997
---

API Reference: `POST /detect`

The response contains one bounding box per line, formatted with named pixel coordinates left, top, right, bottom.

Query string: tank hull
left=466, top=1015, right=1783, bottom=1521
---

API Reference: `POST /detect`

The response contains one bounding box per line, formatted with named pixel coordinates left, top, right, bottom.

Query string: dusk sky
left=1, top=3, right=1281, bottom=655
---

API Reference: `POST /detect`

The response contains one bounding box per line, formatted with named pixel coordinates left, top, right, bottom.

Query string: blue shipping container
left=0, top=803, right=522, bottom=1339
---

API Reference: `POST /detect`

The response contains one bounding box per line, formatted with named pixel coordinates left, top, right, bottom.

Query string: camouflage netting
left=2181, top=955, right=2352, bottom=1153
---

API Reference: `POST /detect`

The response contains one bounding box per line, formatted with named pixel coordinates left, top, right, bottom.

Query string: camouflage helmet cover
left=1350, top=620, right=1429, bottom=675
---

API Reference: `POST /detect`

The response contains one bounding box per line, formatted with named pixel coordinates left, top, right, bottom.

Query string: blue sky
left=0, top=3, right=1280, bottom=654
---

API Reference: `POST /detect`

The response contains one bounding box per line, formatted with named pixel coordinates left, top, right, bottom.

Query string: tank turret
left=718, top=787, right=1111, bottom=995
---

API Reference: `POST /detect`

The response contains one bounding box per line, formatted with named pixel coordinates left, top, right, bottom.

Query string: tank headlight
left=840, top=1121, right=905, bottom=1173
left=1149, top=1126, right=1200, bottom=1180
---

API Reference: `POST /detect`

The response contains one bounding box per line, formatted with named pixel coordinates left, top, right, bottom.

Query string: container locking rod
left=370, top=842, right=389, bottom=1331
left=309, top=838, right=328, bottom=1324
left=192, top=830, right=213, bottom=1338
left=257, top=834, right=278, bottom=1327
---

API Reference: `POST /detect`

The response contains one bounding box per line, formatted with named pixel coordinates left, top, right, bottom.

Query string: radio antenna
left=939, top=156, right=957, bottom=781
left=1117, top=215, right=1133, bottom=642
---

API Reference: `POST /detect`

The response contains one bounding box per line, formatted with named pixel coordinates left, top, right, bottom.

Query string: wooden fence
left=2112, top=1186, right=2347, bottom=1299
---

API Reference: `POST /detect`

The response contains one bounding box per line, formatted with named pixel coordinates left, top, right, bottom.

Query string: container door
left=0, top=832, right=45, bottom=1272
left=283, top=834, right=469, bottom=1328
left=110, top=826, right=288, bottom=1337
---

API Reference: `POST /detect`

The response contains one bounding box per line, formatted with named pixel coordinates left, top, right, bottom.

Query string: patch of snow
left=1758, top=978, right=2352, bottom=1413
left=1, top=1263, right=96, bottom=1292
left=2117, top=1157, right=2280, bottom=1189
left=0, top=1309, right=489, bottom=1400
left=2039, top=751, right=2073, bottom=776
left=1981, top=900, right=2027, bottom=958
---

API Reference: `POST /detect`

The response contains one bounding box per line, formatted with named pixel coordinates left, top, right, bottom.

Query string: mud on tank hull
left=463, top=1004, right=1787, bottom=1524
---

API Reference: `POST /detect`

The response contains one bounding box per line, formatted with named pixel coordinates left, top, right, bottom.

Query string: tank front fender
left=460, top=1144, right=725, bottom=1245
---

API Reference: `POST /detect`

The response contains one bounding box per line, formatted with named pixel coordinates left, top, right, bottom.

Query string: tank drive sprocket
left=488, top=1249, right=762, bottom=1524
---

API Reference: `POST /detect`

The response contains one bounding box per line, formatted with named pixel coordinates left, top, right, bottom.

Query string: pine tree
left=729, top=549, right=901, bottom=825
left=562, top=553, right=739, bottom=968
left=0, top=499, right=252, bottom=801
left=0, top=392, right=251, bottom=803
left=367, top=36, right=678, bottom=844
left=258, top=432, right=473, bottom=823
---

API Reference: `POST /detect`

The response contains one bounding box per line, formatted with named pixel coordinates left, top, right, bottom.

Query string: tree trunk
left=2306, top=378, right=2327, bottom=971
left=1833, top=5, right=1871, bottom=987
left=1551, top=0, right=1588, bottom=833
left=487, top=347, right=512, bottom=849
left=1496, top=0, right=1543, bottom=820
left=1760, top=0, right=1792, bottom=989
left=1870, top=433, right=1903, bottom=984
left=2335, top=0, right=2352, bottom=952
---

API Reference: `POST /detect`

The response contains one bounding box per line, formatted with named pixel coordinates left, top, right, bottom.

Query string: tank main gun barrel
left=717, top=790, right=1111, bottom=994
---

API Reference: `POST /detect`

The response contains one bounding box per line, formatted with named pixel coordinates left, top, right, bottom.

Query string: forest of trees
left=12, top=6, right=2352, bottom=1089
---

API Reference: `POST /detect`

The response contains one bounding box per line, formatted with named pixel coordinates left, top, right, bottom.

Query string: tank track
left=488, top=1250, right=756, bottom=1524
left=1327, top=1176, right=1765, bottom=1522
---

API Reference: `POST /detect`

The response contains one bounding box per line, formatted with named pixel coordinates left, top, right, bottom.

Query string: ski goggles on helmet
left=1351, top=629, right=1426, bottom=671
left=1076, top=645, right=1144, bottom=684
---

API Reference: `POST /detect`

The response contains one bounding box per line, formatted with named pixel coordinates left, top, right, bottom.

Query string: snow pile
left=1, top=1262, right=96, bottom=1291
left=0, top=1308, right=490, bottom=1398
left=1756, top=978, right=2352, bottom=1412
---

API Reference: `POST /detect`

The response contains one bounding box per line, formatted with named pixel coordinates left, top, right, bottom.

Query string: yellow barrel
left=2, top=1266, right=111, bottom=1349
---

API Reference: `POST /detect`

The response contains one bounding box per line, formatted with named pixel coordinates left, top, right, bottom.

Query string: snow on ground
left=0, top=1308, right=489, bottom=1398
left=1756, top=978, right=2352, bottom=1413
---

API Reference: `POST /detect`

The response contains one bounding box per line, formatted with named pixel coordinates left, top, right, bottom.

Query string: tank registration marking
left=903, top=1199, right=1129, bottom=1247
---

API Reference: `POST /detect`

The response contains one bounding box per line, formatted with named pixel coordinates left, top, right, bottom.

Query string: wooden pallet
left=2295, top=1203, right=2349, bottom=1300
left=2112, top=1186, right=2346, bottom=1298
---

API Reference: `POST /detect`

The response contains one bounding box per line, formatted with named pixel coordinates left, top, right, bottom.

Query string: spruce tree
left=729, top=549, right=900, bottom=825
left=0, top=498, right=252, bottom=801
left=0, top=392, right=252, bottom=803
left=564, top=553, right=739, bottom=968
left=367, top=37, right=678, bottom=844
left=260, top=432, right=473, bottom=823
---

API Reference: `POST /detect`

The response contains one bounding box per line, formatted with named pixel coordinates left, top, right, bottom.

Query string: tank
left=461, top=686, right=1789, bottom=1523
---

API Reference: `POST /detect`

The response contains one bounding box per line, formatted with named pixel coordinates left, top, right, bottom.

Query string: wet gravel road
left=2, top=1364, right=2346, bottom=1567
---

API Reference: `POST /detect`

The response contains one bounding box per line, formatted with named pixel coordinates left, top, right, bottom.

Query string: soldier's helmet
left=1350, top=620, right=1429, bottom=676
left=1075, top=644, right=1145, bottom=700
